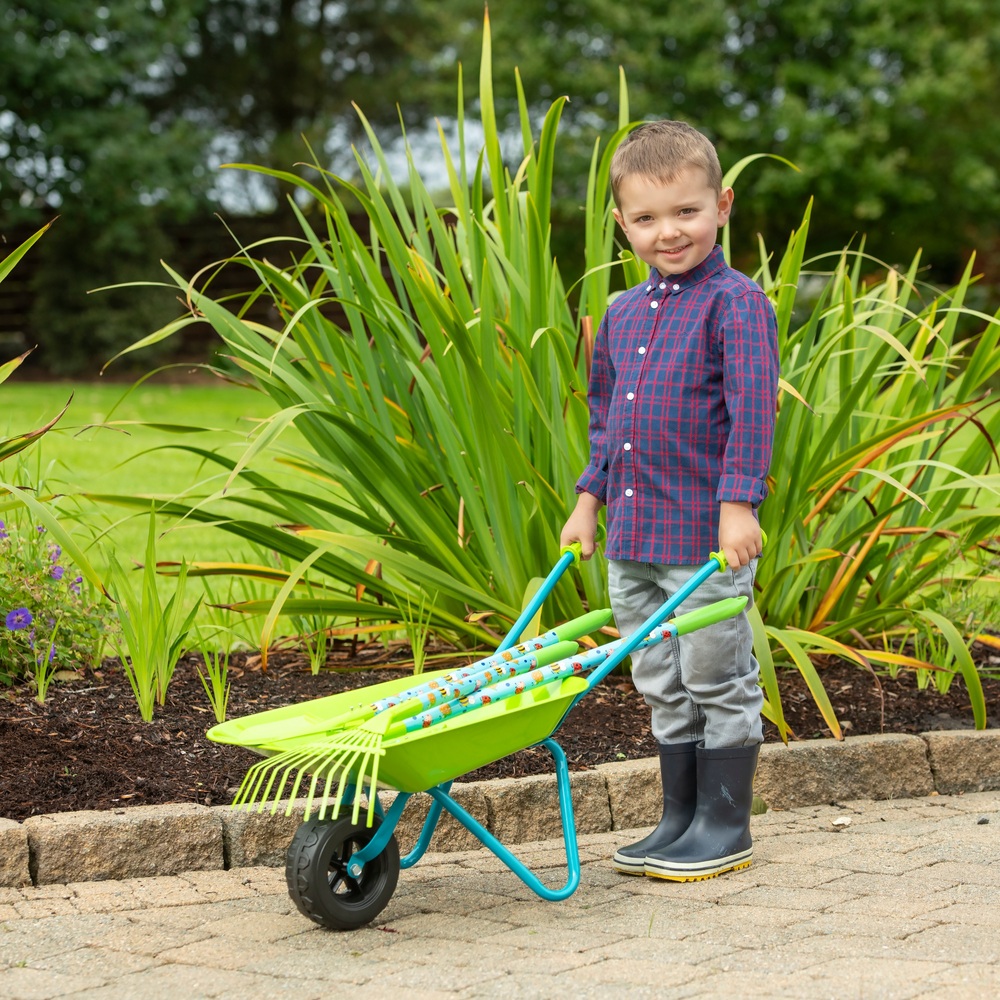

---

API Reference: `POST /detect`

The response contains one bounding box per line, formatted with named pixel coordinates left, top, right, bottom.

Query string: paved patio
left=2, top=791, right=999, bottom=999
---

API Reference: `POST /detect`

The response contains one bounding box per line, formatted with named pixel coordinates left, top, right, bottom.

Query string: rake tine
left=365, top=743, right=386, bottom=827
left=284, top=745, right=325, bottom=816
left=257, top=743, right=325, bottom=813
left=326, top=735, right=374, bottom=820
left=349, top=743, right=379, bottom=825
left=316, top=753, right=345, bottom=820
left=236, top=752, right=295, bottom=811
left=329, top=746, right=358, bottom=821
left=233, top=748, right=293, bottom=809
left=294, top=734, right=369, bottom=819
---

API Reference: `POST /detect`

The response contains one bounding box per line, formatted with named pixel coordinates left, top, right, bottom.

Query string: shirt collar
left=644, top=244, right=726, bottom=296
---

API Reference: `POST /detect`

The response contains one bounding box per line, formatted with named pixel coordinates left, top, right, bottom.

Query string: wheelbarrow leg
left=400, top=782, right=454, bottom=870
left=426, top=737, right=582, bottom=901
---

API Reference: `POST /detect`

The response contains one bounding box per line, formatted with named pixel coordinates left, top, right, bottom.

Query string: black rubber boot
left=612, top=741, right=698, bottom=875
left=644, top=743, right=759, bottom=881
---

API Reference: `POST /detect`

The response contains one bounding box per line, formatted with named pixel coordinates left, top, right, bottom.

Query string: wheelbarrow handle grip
left=710, top=529, right=768, bottom=572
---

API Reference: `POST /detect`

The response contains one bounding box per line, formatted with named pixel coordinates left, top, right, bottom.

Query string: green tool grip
left=532, top=639, right=582, bottom=669
left=552, top=608, right=613, bottom=642
left=671, top=597, right=748, bottom=636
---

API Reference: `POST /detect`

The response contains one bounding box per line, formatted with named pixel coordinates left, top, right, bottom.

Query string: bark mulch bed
left=2, top=638, right=998, bottom=823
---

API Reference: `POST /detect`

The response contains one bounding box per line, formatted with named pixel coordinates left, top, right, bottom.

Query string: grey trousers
left=607, top=559, right=763, bottom=748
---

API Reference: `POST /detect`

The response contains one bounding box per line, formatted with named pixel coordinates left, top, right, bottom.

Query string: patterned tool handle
left=368, top=607, right=610, bottom=715
left=391, top=597, right=747, bottom=737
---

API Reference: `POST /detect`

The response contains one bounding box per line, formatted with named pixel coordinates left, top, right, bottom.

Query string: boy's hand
left=560, top=492, right=602, bottom=560
left=718, top=501, right=762, bottom=570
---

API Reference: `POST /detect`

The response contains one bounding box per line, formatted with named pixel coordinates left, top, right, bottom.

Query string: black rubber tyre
left=285, top=815, right=400, bottom=930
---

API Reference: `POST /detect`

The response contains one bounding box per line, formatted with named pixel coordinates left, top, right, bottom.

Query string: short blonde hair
left=610, top=121, right=723, bottom=208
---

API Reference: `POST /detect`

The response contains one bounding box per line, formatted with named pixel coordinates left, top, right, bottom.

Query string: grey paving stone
left=924, top=730, right=1000, bottom=794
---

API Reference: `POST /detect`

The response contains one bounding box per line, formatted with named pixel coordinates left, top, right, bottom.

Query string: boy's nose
left=657, top=218, right=681, bottom=239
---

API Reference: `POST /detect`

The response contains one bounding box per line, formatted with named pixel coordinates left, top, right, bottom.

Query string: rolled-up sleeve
left=715, top=288, right=779, bottom=506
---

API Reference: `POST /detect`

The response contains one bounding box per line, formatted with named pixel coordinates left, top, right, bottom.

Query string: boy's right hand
left=560, top=492, right=602, bottom=560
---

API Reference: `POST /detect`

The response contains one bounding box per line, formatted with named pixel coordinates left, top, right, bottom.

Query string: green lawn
left=3, top=380, right=309, bottom=633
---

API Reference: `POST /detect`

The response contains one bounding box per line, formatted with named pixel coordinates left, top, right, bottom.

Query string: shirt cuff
left=576, top=468, right=608, bottom=505
left=716, top=474, right=769, bottom=507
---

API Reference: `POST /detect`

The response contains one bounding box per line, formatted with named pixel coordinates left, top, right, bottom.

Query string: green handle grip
left=671, top=597, right=748, bottom=636
left=560, top=541, right=583, bottom=567
left=533, top=639, right=582, bottom=669
left=710, top=529, right=769, bottom=572
left=552, top=608, right=614, bottom=643
left=559, top=523, right=607, bottom=567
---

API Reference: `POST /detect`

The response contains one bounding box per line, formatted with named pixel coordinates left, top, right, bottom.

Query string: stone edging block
left=0, top=817, right=30, bottom=888
left=922, top=730, right=1000, bottom=794
left=22, top=803, right=224, bottom=886
left=754, top=733, right=933, bottom=809
left=4, top=731, right=995, bottom=887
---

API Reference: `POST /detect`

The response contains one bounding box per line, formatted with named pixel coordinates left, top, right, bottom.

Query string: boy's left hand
left=718, top=501, right=762, bottom=569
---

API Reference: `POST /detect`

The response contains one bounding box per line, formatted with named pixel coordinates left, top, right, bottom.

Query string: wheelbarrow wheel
left=285, top=815, right=400, bottom=931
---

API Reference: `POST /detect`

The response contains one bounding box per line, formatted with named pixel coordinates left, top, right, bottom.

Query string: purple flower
left=49, top=544, right=62, bottom=562
left=50, top=565, right=65, bottom=581
left=0, top=520, right=7, bottom=540
left=36, top=525, right=45, bottom=534
left=5, top=608, right=33, bottom=631
left=70, top=575, right=83, bottom=594
left=36, top=643, right=56, bottom=665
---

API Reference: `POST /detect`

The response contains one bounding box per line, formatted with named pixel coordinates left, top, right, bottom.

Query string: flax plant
left=99, top=13, right=608, bottom=651
left=750, top=211, right=1000, bottom=735
left=98, top=13, right=999, bottom=735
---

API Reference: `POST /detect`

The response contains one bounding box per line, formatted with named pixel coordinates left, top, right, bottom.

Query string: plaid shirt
left=576, top=245, right=779, bottom=565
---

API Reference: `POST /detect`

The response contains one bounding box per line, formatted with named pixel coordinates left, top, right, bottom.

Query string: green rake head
left=233, top=706, right=399, bottom=827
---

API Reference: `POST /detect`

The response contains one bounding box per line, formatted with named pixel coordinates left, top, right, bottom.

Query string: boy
left=560, top=120, right=778, bottom=880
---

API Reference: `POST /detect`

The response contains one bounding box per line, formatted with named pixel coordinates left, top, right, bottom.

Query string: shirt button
left=650, top=300, right=658, bottom=309
left=659, top=282, right=666, bottom=289
left=623, top=442, right=632, bottom=451
left=626, top=391, right=635, bottom=400
left=638, top=346, right=646, bottom=354
left=625, top=489, right=634, bottom=497
left=645, top=285, right=652, bottom=292
left=672, top=283, right=680, bottom=291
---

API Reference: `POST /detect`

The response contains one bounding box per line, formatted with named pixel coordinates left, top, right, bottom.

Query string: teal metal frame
left=345, top=737, right=581, bottom=901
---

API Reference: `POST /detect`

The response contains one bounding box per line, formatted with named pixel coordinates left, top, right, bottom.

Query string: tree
left=456, top=0, right=1000, bottom=282
left=0, top=1, right=212, bottom=372
left=167, top=0, right=458, bottom=214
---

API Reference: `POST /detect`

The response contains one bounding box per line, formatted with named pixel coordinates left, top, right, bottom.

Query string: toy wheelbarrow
left=207, top=549, right=745, bottom=930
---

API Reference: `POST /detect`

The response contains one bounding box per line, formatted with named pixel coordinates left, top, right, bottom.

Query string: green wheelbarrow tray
left=207, top=667, right=589, bottom=792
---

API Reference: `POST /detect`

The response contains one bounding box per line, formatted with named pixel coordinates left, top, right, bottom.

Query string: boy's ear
left=717, top=187, right=735, bottom=226
left=612, top=206, right=626, bottom=233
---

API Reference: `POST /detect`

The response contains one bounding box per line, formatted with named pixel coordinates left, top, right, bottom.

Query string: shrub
left=0, top=511, right=109, bottom=693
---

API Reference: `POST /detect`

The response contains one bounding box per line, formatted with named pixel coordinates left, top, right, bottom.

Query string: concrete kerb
left=3, top=729, right=999, bottom=889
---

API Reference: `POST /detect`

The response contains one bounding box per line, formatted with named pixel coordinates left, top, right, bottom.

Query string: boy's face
left=613, top=167, right=734, bottom=276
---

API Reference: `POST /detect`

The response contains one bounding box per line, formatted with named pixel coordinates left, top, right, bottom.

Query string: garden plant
left=86, top=13, right=1000, bottom=737
left=1, top=226, right=111, bottom=698
left=6, top=14, right=999, bottom=737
